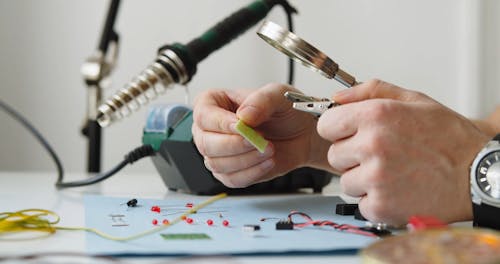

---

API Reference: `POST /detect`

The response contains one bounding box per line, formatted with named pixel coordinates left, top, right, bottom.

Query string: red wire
left=287, top=211, right=377, bottom=238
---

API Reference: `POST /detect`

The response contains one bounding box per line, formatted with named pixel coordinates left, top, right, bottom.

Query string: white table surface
left=0, top=171, right=360, bottom=263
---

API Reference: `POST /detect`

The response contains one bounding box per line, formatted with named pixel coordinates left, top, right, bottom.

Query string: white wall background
left=0, top=0, right=498, bottom=175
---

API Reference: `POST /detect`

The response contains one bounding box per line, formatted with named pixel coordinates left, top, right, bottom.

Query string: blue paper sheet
left=84, top=194, right=375, bottom=256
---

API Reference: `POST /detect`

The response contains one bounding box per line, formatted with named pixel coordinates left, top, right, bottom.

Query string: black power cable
left=0, top=99, right=64, bottom=178
left=55, top=145, right=154, bottom=188
left=0, top=98, right=155, bottom=189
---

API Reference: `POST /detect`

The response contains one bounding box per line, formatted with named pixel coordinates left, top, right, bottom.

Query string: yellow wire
left=0, top=193, right=227, bottom=242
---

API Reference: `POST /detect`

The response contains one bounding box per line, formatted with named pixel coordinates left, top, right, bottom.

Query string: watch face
left=476, top=151, right=500, bottom=199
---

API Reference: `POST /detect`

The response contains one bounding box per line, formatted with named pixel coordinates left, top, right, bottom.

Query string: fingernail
left=259, top=145, right=274, bottom=158
left=229, top=122, right=238, bottom=133
left=203, top=158, right=212, bottom=171
left=237, top=105, right=259, bottom=121
left=332, top=89, right=352, bottom=102
left=259, top=159, right=274, bottom=170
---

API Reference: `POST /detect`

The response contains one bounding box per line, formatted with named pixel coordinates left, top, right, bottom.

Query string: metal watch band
left=473, top=202, right=500, bottom=229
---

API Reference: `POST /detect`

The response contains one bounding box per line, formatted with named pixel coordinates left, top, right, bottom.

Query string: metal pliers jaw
left=284, top=91, right=339, bottom=117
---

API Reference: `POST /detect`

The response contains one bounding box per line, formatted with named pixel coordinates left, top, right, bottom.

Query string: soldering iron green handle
left=185, top=0, right=274, bottom=63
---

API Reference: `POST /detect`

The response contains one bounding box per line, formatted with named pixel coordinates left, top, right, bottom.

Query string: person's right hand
left=192, top=83, right=331, bottom=188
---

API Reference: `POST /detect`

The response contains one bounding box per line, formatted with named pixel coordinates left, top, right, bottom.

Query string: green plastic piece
left=142, top=132, right=167, bottom=152
left=235, top=120, right=269, bottom=153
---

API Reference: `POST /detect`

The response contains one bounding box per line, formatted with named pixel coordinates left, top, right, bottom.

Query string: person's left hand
left=192, top=83, right=330, bottom=188
left=317, top=79, right=489, bottom=226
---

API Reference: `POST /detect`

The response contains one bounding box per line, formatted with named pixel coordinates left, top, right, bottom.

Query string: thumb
left=236, top=83, right=295, bottom=127
left=332, top=79, right=424, bottom=104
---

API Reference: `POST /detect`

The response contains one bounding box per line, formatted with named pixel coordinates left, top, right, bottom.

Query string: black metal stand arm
left=80, top=0, right=121, bottom=173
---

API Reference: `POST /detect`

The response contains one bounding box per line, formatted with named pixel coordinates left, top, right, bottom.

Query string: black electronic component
left=335, top=203, right=358, bottom=216
left=354, top=208, right=367, bottom=221
left=276, top=220, right=294, bottom=230
left=126, top=199, right=138, bottom=207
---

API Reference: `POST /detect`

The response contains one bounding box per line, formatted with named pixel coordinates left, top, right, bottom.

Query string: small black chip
left=335, top=203, right=358, bottom=215
left=276, top=220, right=294, bottom=230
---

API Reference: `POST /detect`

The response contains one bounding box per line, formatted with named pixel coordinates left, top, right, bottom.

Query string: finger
left=193, top=89, right=241, bottom=133
left=326, top=136, right=361, bottom=172
left=204, top=145, right=274, bottom=174
left=332, top=79, right=427, bottom=104
left=317, top=102, right=362, bottom=142
left=211, top=159, right=275, bottom=188
left=236, top=83, right=298, bottom=127
left=193, top=128, right=256, bottom=158
left=339, top=166, right=367, bottom=197
left=192, top=124, right=256, bottom=157
left=357, top=192, right=395, bottom=225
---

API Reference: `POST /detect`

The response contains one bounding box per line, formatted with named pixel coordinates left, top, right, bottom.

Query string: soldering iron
left=97, top=0, right=297, bottom=127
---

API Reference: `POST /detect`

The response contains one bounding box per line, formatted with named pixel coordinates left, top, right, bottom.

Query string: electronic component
left=126, top=198, right=138, bottom=207
left=151, top=206, right=161, bottom=213
left=160, top=233, right=211, bottom=240
left=243, top=225, right=261, bottom=232
left=407, top=216, right=446, bottom=231
left=222, top=220, right=230, bottom=227
left=110, top=214, right=128, bottom=227
left=335, top=203, right=358, bottom=216
left=276, top=220, right=294, bottom=230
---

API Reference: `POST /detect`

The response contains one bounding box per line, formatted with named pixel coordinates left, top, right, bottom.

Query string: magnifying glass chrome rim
left=257, top=20, right=338, bottom=79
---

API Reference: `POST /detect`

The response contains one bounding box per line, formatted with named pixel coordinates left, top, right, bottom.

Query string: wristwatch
left=470, top=134, right=500, bottom=229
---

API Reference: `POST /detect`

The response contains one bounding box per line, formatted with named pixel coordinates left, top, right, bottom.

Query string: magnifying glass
left=257, top=20, right=359, bottom=88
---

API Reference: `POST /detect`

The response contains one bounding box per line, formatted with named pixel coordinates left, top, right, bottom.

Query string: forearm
left=472, top=106, right=500, bottom=137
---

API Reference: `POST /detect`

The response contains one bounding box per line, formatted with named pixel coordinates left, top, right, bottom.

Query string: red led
left=152, top=219, right=158, bottom=225
left=222, top=220, right=229, bottom=227
left=207, top=219, right=214, bottom=226
left=162, top=219, right=170, bottom=225
left=186, top=203, right=194, bottom=208
left=151, top=206, right=161, bottom=213
left=181, top=215, right=187, bottom=220
left=186, top=218, right=194, bottom=224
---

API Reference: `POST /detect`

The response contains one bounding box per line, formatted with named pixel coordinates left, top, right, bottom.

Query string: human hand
left=192, top=83, right=330, bottom=188
left=317, top=79, right=490, bottom=226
